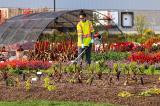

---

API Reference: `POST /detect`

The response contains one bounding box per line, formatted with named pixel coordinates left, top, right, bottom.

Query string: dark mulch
left=0, top=74, right=160, bottom=106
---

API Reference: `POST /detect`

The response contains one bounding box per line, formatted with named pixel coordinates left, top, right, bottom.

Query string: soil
left=0, top=74, right=160, bottom=106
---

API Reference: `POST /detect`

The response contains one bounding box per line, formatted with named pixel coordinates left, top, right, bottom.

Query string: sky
left=0, top=0, right=54, bottom=8
left=0, top=0, right=160, bottom=10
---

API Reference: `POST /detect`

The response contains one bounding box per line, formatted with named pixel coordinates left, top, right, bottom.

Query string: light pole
left=54, top=0, right=56, bottom=12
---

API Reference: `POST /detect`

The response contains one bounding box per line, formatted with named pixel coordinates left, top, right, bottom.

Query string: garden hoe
left=70, top=48, right=87, bottom=65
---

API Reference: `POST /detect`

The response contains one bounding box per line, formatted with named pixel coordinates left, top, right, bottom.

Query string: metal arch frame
left=62, top=9, right=110, bottom=34
left=92, top=10, right=123, bottom=35
left=51, top=10, right=107, bottom=29
left=0, top=9, right=123, bottom=45
left=54, top=9, right=122, bottom=34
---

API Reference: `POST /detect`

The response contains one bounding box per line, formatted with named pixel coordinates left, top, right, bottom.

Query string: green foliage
left=126, top=34, right=155, bottom=44
left=149, top=65, right=155, bottom=75
left=138, top=64, right=145, bottom=74
left=91, top=53, right=106, bottom=61
left=136, top=35, right=149, bottom=43
left=44, top=69, right=54, bottom=77
left=0, top=100, right=116, bottom=106
left=120, top=63, right=129, bottom=74
left=139, top=88, right=160, bottom=96
left=9, top=68, right=23, bottom=75
left=91, top=51, right=130, bottom=61
left=96, top=60, right=107, bottom=73
left=87, top=63, right=96, bottom=73
left=64, top=65, right=75, bottom=73
left=6, top=78, right=14, bottom=86
left=129, top=62, right=139, bottom=75
left=118, top=63, right=145, bottom=75
left=106, top=51, right=129, bottom=61
left=118, top=91, right=133, bottom=97
left=44, top=64, right=60, bottom=77
left=113, top=63, right=118, bottom=73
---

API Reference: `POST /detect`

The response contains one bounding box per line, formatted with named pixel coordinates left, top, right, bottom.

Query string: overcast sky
left=0, top=0, right=160, bottom=10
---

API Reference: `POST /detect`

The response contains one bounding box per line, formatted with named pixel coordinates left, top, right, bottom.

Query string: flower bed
left=128, top=52, right=160, bottom=64
left=110, top=42, right=135, bottom=52
left=143, top=37, right=160, bottom=49
left=0, top=60, right=52, bottom=70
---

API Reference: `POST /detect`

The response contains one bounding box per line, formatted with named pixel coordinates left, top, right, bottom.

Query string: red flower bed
left=0, top=60, right=52, bottom=70
left=128, top=52, right=160, bottom=64
left=27, top=60, right=52, bottom=70
left=35, top=41, right=50, bottom=52
left=34, top=41, right=77, bottom=61
left=110, top=42, right=135, bottom=52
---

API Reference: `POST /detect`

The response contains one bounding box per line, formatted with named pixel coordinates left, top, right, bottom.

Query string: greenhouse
left=0, top=9, right=122, bottom=46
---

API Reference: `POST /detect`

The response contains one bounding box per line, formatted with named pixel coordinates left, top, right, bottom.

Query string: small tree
left=135, top=15, right=147, bottom=35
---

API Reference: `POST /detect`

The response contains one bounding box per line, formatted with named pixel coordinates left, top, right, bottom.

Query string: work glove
left=91, top=39, right=94, bottom=43
left=90, top=32, right=94, bottom=44
left=81, top=44, right=84, bottom=48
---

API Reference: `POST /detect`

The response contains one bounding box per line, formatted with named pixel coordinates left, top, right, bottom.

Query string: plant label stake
left=140, top=77, right=144, bottom=85
left=22, top=73, right=26, bottom=81
left=37, top=72, right=42, bottom=80
left=31, top=77, right=37, bottom=83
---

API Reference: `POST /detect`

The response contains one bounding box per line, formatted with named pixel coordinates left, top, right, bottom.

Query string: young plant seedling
left=16, top=78, right=20, bottom=88
left=86, top=75, right=94, bottom=85
left=97, top=61, right=104, bottom=80
left=44, top=77, right=50, bottom=88
left=53, top=63, right=62, bottom=82
left=6, top=78, right=14, bottom=87
left=75, top=64, right=83, bottom=83
left=149, top=65, right=155, bottom=75
left=47, top=85, right=56, bottom=91
left=25, top=79, right=31, bottom=91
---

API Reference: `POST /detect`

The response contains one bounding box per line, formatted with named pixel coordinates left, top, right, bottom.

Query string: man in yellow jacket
left=77, top=10, right=94, bottom=64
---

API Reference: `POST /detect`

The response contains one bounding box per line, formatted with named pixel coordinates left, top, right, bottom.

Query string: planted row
left=128, top=52, right=160, bottom=64
left=0, top=60, right=52, bottom=70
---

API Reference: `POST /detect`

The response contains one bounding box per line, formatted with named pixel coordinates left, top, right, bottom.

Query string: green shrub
left=91, top=51, right=130, bottom=61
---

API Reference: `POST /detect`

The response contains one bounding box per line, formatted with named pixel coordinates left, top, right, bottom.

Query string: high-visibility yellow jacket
left=77, top=20, right=94, bottom=47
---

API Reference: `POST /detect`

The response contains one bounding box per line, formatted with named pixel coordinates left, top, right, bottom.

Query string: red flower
left=0, top=62, right=7, bottom=70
